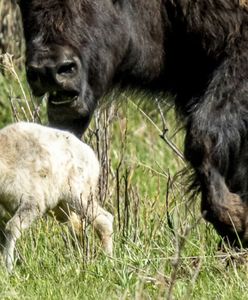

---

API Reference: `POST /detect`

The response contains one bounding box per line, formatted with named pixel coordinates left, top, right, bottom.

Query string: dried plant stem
left=0, top=53, right=42, bottom=123
left=129, top=99, right=185, bottom=162
left=166, top=216, right=203, bottom=300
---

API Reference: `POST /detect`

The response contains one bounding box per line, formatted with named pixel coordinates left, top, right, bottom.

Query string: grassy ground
left=0, top=55, right=248, bottom=300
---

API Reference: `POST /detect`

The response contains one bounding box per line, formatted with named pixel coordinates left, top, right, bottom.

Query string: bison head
left=18, top=0, right=129, bottom=136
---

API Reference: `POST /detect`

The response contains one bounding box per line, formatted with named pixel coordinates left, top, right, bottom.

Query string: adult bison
left=18, top=0, right=248, bottom=245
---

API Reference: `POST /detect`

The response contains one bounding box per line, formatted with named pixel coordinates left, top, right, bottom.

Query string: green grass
left=0, top=57, right=248, bottom=300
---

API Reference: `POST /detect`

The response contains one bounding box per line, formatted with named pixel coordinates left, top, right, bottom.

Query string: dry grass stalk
left=0, top=53, right=42, bottom=123
left=128, top=98, right=185, bottom=162
left=0, top=0, right=23, bottom=66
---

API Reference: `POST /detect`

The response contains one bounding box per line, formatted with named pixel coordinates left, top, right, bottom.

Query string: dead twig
left=166, top=215, right=203, bottom=300
left=129, top=98, right=185, bottom=162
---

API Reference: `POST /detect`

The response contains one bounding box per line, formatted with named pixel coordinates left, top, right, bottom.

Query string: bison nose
left=26, top=60, right=79, bottom=95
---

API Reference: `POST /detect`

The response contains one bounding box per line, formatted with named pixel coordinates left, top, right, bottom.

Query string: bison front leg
left=200, top=167, right=248, bottom=243
left=185, top=50, right=248, bottom=245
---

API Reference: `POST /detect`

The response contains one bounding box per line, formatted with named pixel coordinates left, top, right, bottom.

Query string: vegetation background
left=1, top=1, right=248, bottom=299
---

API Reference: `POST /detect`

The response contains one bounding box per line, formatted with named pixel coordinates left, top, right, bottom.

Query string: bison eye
left=57, top=62, right=77, bottom=76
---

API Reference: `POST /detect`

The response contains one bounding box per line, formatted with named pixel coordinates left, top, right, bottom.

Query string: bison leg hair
left=185, top=49, right=248, bottom=242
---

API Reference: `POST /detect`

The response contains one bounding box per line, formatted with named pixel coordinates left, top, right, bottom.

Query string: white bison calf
left=0, top=122, right=113, bottom=272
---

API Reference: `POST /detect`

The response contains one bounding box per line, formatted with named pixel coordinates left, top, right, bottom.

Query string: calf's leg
left=74, top=196, right=114, bottom=256
left=3, top=200, right=42, bottom=272
left=53, top=201, right=113, bottom=255
left=90, top=206, right=114, bottom=256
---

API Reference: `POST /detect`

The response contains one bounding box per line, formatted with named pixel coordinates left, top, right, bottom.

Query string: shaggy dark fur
left=18, top=0, right=248, bottom=245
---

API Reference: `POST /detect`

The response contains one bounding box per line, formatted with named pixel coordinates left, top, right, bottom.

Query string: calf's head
left=18, top=0, right=129, bottom=136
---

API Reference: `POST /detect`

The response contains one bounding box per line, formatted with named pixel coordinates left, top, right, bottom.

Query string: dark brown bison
left=18, top=0, right=248, bottom=246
